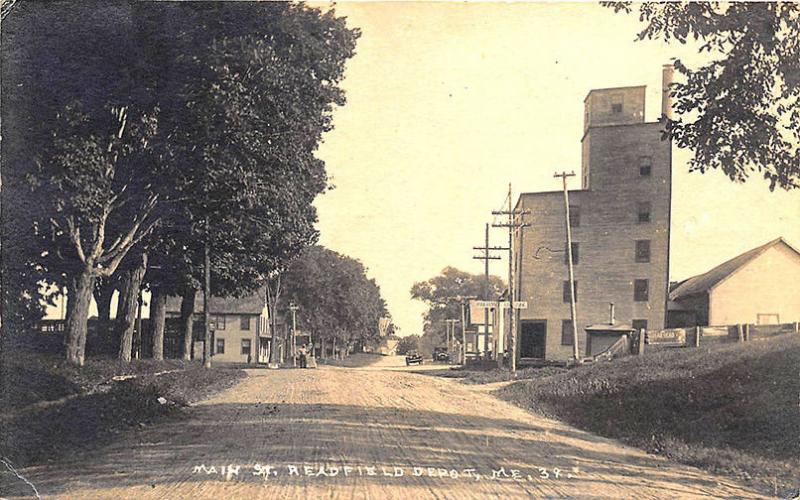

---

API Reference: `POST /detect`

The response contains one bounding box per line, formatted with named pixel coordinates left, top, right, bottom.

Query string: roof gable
left=165, top=288, right=266, bottom=315
left=669, top=238, right=799, bottom=301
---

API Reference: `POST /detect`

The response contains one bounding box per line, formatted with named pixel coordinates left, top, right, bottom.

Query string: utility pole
left=445, top=319, right=460, bottom=362
left=493, top=183, right=530, bottom=373
left=289, top=302, right=299, bottom=367
left=203, top=219, right=212, bottom=369
left=554, top=171, right=580, bottom=362
left=473, top=223, right=504, bottom=360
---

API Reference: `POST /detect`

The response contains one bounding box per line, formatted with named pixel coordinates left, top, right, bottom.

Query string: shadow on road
left=2, top=400, right=748, bottom=498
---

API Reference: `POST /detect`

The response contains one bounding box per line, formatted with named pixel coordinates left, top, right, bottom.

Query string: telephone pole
left=554, top=171, right=580, bottom=362
left=473, top=223, right=504, bottom=360
left=203, top=218, right=212, bottom=369
left=289, top=302, right=299, bottom=367
left=445, top=319, right=459, bottom=362
left=492, top=183, right=530, bottom=373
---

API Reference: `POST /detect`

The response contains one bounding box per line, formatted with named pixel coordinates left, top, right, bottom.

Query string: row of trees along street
left=282, top=246, right=391, bottom=359
left=0, top=1, right=368, bottom=365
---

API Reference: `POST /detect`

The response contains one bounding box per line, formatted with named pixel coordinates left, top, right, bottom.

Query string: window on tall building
left=637, top=202, right=651, bottom=223
left=563, top=281, right=578, bottom=303
left=640, top=157, right=652, bottom=176
left=564, top=242, right=579, bottom=265
left=634, top=279, right=649, bottom=302
left=216, top=338, right=225, bottom=354
left=241, top=339, right=252, bottom=356
left=240, top=316, right=251, bottom=330
left=635, top=240, right=651, bottom=263
left=632, top=319, right=648, bottom=332
left=569, top=206, right=580, bottom=227
left=612, top=103, right=623, bottom=113
left=561, top=320, right=574, bottom=346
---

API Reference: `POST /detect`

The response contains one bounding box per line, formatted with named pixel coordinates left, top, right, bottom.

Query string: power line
left=491, top=183, right=530, bottom=373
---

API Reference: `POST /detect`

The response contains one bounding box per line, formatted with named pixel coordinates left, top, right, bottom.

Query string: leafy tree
left=29, top=104, right=163, bottom=365
left=603, top=2, right=800, bottom=190
left=1, top=0, right=139, bottom=336
left=282, top=246, right=390, bottom=358
left=411, top=267, right=505, bottom=356
left=395, top=335, right=420, bottom=356
left=135, top=1, right=359, bottom=361
left=2, top=1, right=360, bottom=367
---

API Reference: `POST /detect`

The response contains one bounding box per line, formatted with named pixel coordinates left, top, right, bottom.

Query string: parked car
left=405, top=352, right=423, bottom=366
left=432, top=347, right=450, bottom=362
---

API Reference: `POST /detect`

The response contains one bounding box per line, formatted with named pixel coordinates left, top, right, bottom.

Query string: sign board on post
left=647, top=328, right=687, bottom=346
left=513, top=301, right=528, bottom=310
left=474, top=300, right=497, bottom=309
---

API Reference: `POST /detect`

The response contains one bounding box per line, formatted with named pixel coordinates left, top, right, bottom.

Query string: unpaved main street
left=11, top=357, right=765, bottom=499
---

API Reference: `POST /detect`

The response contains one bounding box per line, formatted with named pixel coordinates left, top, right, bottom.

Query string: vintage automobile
left=405, top=352, right=423, bottom=366
left=432, top=347, right=450, bottom=362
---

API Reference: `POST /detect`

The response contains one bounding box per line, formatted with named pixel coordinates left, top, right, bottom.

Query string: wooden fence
left=635, top=321, right=799, bottom=354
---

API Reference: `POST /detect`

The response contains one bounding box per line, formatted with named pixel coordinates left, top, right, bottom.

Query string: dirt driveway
left=6, top=362, right=765, bottom=499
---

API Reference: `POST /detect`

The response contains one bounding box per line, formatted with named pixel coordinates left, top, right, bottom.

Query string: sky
left=308, top=1, right=800, bottom=337
left=43, top=2, right=800, bottom=336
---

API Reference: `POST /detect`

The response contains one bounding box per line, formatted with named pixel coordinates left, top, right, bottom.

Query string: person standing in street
left=299, top=344, right=307, bottom=368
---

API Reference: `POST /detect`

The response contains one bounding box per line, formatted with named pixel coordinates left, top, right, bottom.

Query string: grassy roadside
left=495, top=334, right=800, bottom=497
left=0, top=334, right=246, bottom=468
left=416, top=361, right=569, bottom=385
left=320, top=352, right=385, bottom=368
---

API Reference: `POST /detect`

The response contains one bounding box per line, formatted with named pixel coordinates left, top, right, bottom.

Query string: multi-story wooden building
left=513, top=68, right=673, bottom=362
left=165, top=290, right=275, bottom=364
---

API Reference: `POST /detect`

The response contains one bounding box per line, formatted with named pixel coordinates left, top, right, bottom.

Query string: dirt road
left=7, top=359, right=765, bottom=499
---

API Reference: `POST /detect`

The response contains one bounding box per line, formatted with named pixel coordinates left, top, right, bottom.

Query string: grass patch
left=419, top=362, right=569, bottom=385
left=0, top=334, right=246, bottom=468
left=320, top=353, right=385, bottom=368
left=496, top=334, right=800, bottom=497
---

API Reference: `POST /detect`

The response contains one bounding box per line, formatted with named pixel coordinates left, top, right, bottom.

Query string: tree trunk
left=93, top=278, right=116, bottom=353
left=180, top=288, right=196, bottom=360
left=151, top=286, right=167, bottom=361
left=94, top=278, right=115, bottom=323
left=65, top=269, right=95, bottom=366
left=333, top=337, right=337, bottom=360
left=320, top=338, right=326, bottom=359
left=117, top=253, right=147, bottom=362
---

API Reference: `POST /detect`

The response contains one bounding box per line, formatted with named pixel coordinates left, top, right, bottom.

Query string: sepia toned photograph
left=1, top=1, right=798, bottom=498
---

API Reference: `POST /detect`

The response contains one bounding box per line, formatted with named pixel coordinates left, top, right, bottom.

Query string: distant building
left=165, top=290, right=273, bottom=364
left=513, top=67, right=673, bottom=362
left=668, top=238, right=800, bottom=327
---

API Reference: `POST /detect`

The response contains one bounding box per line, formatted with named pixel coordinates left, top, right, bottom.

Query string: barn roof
left=165, top=288, right=266, bottom=315
left=669, top=238, right=799, bottom=301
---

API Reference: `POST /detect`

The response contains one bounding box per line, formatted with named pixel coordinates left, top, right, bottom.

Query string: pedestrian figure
left=299, top=344, right=308, bottom=368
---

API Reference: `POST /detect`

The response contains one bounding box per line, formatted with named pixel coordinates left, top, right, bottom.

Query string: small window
left=611, top=103, right=623, bottom=114
left=561, top=320, right=574, bottom=346
left=632, top=319, right=648, bottom=332
left=564, top=242, right=579, bottom=265
left=213, top=315, right=226, bottom=331
left=241, top=339, right=252, bottom=355
left=240, top=316, right=251, bottom=330
left=635, top=240, right=651, bottom=263
left=637, top=202, right=651, bottom=224
left=640, top=164, right=652, bottom=177
left=569, top=205, right=580, bottom=227
left=634, top=279, right=649, bottom=302
left=563, top=281, right=578, bottom=303
left=215, top=338, right=225, bottom=354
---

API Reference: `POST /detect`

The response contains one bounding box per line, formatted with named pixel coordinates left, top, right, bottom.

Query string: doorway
left=258, top=337, right=270, bottom=363
left=520, top=320, right=546, bottom=358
